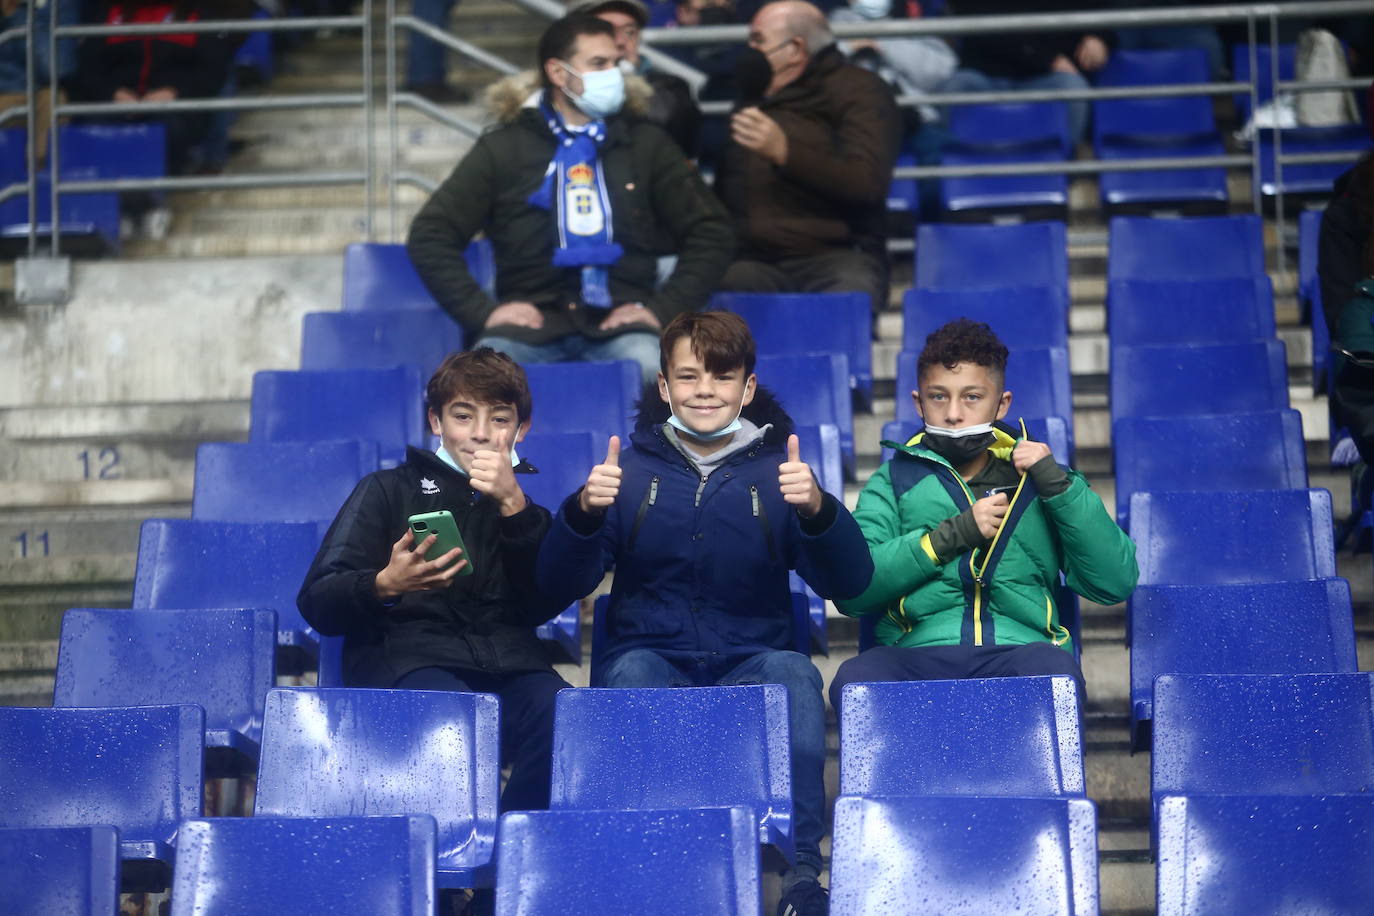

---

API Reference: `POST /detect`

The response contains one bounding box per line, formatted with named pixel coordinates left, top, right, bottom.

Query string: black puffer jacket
left=298, top=446, right=564, bottom=686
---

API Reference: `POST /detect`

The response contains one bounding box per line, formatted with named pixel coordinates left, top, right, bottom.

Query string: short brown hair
left=426, top=348, right=533, bottom=422
left=917, top=318, right=1009, bottom=384
left=660, top=310, right=756, bottom=376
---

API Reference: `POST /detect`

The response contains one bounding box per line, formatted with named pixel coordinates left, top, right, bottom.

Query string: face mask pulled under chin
left=662, top=384, right=746, bottom=442
left=920, top=421, right=996, bottom=466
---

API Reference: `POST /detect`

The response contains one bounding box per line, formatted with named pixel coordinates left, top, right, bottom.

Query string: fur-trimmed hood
left=631, top=383, right=796, bottom=446
left=484, top=68, right=655, bottom=125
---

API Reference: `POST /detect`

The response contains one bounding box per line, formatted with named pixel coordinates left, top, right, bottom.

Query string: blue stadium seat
left=1151, top=672, right=1374, bottom=808
left=53, top=607, right=276, bottom=763
left=915, top=220, right=1069, bottom=293
left=62, top=124, right=168, bottom=179
left=1111, top=410, right=1307, bottom=530
left=1131, top=489, right=1335, bottom=586
left=947, top=100, right=1072, bottom=153
left=886, top=150, right=918, bottom=215
left=838, top=676, right=1084, bottom=797
left=522, top=360, right=640, bottom=441
left=231, top=8, right=274, bottom=81
left=0, top=705, right=203, bottom=875
left=550, top=685, right=795, bottom=866
left=1231, top=42, right=1295, bottom=121
left=0, top=171, right=120, bottom=255
left=901, top=285, right=1069, bottom=352
left=879, top=416, right=1071, bottom=465
left=1098, top=47, right=1211, bottom=86
left=939, top=145, right=1070, bottom=217
left=1096, top=136, right=1230, bottom=211
left=894, top=348, right=1073, bottom=454
left=132, top=519, right=322, bottom=654
left=830, top=795, right=1099, bottom=916
left=1107, top=275, right=1276, bottom=346
left=495, top=807, right=760, bottom=916
left=1129, top=579, right=1358, bottom=752
left=342, top=240, right=495, bottom=309
left=0, top=826, right=119, bottom=916
left=299, top=310, right=464, bottom=380
left=712, top=291, right=874, bottom=406
left=1255, top=125, right=1370, bottom=197
left=1108, top=214, right=1266, bottom=280
left=1155, top=794, right=1374, bottom=916
left=755, top=353, right=855, bottom=476
left=254, top=687, right=499, bottom=889
left=1094, top=94, right=1217, bottom=146
left=171, top=815, right=437, bottom=916
left=1300, top=208, right=1330, bottom=393
left=1110, top=340, right=1289, bottom=421
left=192, top=440, right=380, bottom=527
left=793, top=423, right=843, bottom=655
left=249, top=366, right=426, bottom=466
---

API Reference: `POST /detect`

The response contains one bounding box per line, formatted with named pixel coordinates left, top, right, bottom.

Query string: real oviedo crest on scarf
left=564, top=162, right=605, bottom=237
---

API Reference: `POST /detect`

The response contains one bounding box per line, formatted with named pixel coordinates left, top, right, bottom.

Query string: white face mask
left=852, top=0, right=890, bottom=20
left=560, top=62, right=626, bottom=119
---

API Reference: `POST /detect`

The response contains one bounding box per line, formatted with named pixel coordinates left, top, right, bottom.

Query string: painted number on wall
left=78, top=447, right=121, bottom=480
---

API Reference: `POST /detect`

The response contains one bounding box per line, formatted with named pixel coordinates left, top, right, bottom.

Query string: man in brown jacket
left=714, top=0, right=901, bottom=325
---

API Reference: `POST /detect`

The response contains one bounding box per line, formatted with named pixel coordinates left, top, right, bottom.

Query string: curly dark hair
left=916, top=318, right=1009, bottom=383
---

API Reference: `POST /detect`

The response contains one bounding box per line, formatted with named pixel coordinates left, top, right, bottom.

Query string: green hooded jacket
left=837, top=423, right=1138, bottom=653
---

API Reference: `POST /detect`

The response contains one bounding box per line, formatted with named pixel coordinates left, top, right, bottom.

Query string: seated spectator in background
left=935, top=0, right=1111, bottom=144
left=575, top=0, right=702, bottom=156
left=405, top=0, right=470, bottom=104
left=298, top=348, right=570, bottom=830
left=537, top=311, right=874, bottom=916
left=408, top=15, right=734, bottom=384
left=830, top=0, right=957, bottom=132
left=0, top=0, right=78, bottom=162
left=829, top=319, right=1137, bottom=708
left=714, top=0, right=901, bottom=322
left=65, top=0, right=247, bottom=175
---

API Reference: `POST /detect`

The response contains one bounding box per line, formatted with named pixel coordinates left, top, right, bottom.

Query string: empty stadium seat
left=1098, top=47, right=1211, bottom=86
left=838, top=676, right=1085, bottom=797
left=1110, top=340, right=1289, bottom=422
left=1151, top=672, right=1374, bottom=807
left=342, top=240, right=495, bottom=309
left=171, top=816, right=437, bottom=916
left=550, top=685, right=794, bottom=865
left=1108, top=214, right=1266, bottom=281
left=1155, top=794, right=1374, bottom=916
left=1129, top=579, right=1358, bottom=751
left=300, top=310, right=464, bottom=379
left=915, top=220, right=1069, bottom=293
left=249, top=366, right=426, bottom=466
left=253, top=687, right=499, bottom=888
left=939, top=145, right=1071, bottom=219
left=901, top=286, right=1069, bottom=353
left=1231, top=42, right=1294, bottom=121
left=132, top=519, right=322, bottom=653
left=495, top=807, right=760, bottom=916
left=1112, top=410, right=1307, bottom=530
left=521, top=360, right=640, bottom=441
left=53, top=607, right=277, bottom=762
left=755, top=353, right=855, bottom=475
left=192, top=440, right=380, bottom=526
left=1095, top=137, right=1230, bottom=212
left=712, top=291, right=874, bottom=405
left=0, top=826, right=119, bottom=916
left=1255, top=125, right=1370, bottom=197
left=794, top=423, right=844, bottom=501
left=1107, top=275, right=1276, bottom=346
left=0, top=705, right=203, bottom=878
left=1131, top=489, right=1335, bottom=586
left=829, top=795, right=1099, bottom=916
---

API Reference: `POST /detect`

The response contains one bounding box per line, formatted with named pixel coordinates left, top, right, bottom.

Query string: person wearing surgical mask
left=408, top=14, right=734, bottom=387
left=829, top=0, right=957, bottom=127
left=829, top=319, right=1137, bottom=726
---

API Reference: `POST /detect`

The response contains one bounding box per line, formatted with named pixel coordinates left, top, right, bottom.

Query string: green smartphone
left=407, top=510, right=472, bottom=575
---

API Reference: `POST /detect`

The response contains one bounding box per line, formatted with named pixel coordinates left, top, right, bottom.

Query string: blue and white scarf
left=527, top=99, right=624, bottom=307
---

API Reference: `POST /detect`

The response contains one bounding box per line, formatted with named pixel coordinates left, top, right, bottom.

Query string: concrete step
left=0, top=440, right=200, bottom=484
left=0, top=504, right=188, bottom=560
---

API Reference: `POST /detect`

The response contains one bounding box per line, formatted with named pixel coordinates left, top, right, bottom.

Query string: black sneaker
left=777, top=878, right=829, bottom=916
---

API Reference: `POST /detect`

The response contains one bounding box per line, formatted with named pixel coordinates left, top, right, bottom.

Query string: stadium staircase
left=1, top=13, right=1372, bottom=914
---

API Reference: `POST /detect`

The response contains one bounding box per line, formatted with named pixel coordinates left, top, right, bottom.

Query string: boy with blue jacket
left=537, top=310, right=873, bottom=916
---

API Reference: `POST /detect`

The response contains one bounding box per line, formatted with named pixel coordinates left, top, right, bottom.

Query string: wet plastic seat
left=1106, top=275, right=1276, bottom=346
left=0, top=825, right=120, bottom=915
left=521, top=360, right=640, bottom=441
left=902, top=285, right=1069, bottom=352
left=1109, top=340, right=1289, bottom=423
left=1108, top=214, right=1265, bottom=281
left=300, top=310, right=464, bottom=380
left=342, top=240, right=495, bottom=309
left=915, top=220, right=1068, bottom=293
left=192, top=440, right=380, bottom=526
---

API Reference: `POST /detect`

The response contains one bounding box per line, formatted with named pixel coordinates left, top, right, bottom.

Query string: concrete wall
left=0, top=255, right=342, bottom=408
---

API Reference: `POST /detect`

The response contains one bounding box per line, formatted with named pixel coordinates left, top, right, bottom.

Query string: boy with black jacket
left=298, top=348, right=569, bottom=813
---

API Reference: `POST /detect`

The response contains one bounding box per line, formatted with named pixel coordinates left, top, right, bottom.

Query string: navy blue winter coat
left=537, top=387, right=874, bottom=665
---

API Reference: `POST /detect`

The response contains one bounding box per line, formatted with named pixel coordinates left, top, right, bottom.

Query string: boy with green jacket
left=828, top=319, right=1137, bottom=707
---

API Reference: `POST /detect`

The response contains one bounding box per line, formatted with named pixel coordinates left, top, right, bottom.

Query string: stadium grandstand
left=1, top=0, right=1372, bottom=913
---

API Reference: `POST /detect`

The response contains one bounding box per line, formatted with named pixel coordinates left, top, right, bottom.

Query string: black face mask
left=922, top=429, right=996, bottom=467
left=733, top=45, right=773, bottom=105
left=698, top=5, right=733, bottom=25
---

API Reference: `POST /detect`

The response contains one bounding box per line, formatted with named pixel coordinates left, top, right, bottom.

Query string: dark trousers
left=394, top=666, right=568, bottom=812
left=721, top=248, right=890, bottom=321
left=827, top=642, right=1086, bottom=713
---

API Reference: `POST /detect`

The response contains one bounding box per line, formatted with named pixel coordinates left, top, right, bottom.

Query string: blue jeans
left=406, top=0, right=458, bottom=87
left=936, top=67, right=1091, bottom=146
left=475, top=331, right=661, bottom=386
left=601, top=648, right=828, bottom=877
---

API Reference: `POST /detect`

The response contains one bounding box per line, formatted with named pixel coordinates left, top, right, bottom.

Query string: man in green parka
left=828, top=319, right=1137, bottom=707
